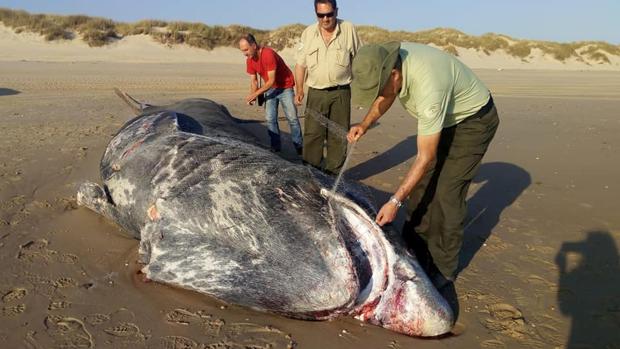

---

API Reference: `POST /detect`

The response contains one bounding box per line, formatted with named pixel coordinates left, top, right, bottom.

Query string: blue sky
left=1, top=0, right=619, bottom=44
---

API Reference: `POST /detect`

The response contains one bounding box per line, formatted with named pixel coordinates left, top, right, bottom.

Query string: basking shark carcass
left=77, top=97, right=454, bottom=337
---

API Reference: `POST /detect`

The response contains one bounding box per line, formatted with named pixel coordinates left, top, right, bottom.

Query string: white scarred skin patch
left=151, top=144, right=179, bottom=198
left=106, top=113, right=162, bottom=155
left=106, top=176, right=137, bottom=207
left=151, top=144, right=268, bottom=254
left=205, top=178, right=264, bottom=253
left=140, top=156, right=358, bottom=311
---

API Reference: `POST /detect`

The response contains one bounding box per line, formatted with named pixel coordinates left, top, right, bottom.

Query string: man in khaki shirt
left=295, top=0, right=361, bottom=175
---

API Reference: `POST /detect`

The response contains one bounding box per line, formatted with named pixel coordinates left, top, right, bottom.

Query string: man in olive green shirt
left=347, top=42, right=499, bottom=289
left=295, top=0, right=361, bottom=174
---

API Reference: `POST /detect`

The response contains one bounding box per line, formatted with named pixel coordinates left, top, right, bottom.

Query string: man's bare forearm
left=253, top=78, right=275, bottom=96
left=393, top=155, right=433, bottom=202
left=392, top=133, right=440, bottom=201
left=259, top=70, right=277, bottom=95
left=295, top=65, right=306, bottom=94
left=360, top=95, right=396, bottom=128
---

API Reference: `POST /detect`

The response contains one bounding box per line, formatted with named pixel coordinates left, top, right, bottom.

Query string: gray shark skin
left=77, top=98, right=454, bottom=337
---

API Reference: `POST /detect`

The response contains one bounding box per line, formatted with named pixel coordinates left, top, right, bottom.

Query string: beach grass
left=1, top=7, right=618, bottom=63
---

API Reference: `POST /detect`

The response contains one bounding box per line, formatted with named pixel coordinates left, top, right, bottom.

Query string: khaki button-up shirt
left=296, top=20, right=361, bottom=89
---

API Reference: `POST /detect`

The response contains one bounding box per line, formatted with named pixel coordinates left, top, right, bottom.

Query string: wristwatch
left=389, top=196, right=403, bottom=208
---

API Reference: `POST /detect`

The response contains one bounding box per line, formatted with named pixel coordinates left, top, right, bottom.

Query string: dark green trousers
left=303, top=87, right=351, bottom=174
left=403, top=99, right=499, bottom=280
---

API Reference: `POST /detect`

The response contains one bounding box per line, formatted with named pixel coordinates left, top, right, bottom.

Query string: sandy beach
left=1, top=29, right=620, bottom=349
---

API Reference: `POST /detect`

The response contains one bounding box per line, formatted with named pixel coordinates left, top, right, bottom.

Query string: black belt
left=313, top=84, right=350, bottom=91
left=469, top=95, right=494, bottom=119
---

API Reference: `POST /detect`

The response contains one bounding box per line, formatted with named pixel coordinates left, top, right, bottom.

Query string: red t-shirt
left=246, top=47, right=295, bottom=89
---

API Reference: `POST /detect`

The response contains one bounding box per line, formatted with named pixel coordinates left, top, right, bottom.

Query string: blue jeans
left=264, top=88, right=303, bottom=151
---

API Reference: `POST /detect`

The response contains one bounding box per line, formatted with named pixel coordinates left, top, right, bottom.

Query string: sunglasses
left=316, top=11, right=335, bottom=19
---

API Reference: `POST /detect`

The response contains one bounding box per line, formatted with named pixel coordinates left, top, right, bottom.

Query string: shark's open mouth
left=320, top=189, right=389, bottom=317
left=321, top=188, right=455, bottom=337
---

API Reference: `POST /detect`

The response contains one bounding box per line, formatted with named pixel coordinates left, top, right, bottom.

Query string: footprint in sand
left=204, top=318, right=226, bottom=337
left=84, top=313, right=111, bottom=326
left=56, top=252, right=80, bottom=264
left=162, top=308, right=295, bottom=349
left=1, top=303, right=26, bottom=316
left=0, top=195, right=28, bottom=225
left=221, top=322, right=295, bottom=349
left=17, top=238, right=80, bottom=265
left=387, top=339, right=401, bottom=349
left=53, top=277, right=78, bottom=289
left=2, top=287, right=28, bottom=303
left=165, top=308, right=210, bottom=326
left=44, top=315, right=94, bottom=348
left=84, top=309, right=149, bottom=347
left=165, top=308, right=225, bottom=336
left=160, top=336, right=199, bottom=349
left=48, top=300, right=72, bottom=310
left=203, top=341, right=236, bottom=349
left=23, top=272, right=57, bottom=298
left=103, top=322, right=147, bottom=343
left=480, top=303, right=560, bottom=348
left=481, top=303, right=529, bottom=340
left=17, top=239, right=55, bottom=263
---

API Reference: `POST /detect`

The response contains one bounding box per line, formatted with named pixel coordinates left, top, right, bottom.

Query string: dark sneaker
left=294, top=146, right=303, bottom=156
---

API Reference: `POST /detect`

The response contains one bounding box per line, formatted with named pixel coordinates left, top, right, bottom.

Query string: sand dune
left=0, top=24, right=245, bottom=64
left=1, top=16, right=620, bottom=349
left=1, top=23, right=619, bottom=71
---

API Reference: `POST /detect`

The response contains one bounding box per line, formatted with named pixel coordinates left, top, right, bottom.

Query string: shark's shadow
left=0, top=88, right=20, bottom=96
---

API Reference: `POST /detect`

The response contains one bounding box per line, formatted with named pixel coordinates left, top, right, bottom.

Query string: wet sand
left=1, top=60, right=619, bottom=348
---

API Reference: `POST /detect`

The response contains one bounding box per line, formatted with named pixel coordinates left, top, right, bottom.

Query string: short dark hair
left=314, top=0, right=337, bottom=10
left=239, top=33, right=257, bottom=46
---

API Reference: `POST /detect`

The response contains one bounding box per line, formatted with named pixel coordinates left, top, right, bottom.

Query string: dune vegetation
left=1, top=7, right=618, bottom=64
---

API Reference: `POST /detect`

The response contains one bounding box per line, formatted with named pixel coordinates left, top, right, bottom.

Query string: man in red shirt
left=239, top=34, right=303, bottom=155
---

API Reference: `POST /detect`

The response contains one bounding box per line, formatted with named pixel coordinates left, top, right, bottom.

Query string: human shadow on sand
left=556, top=231, right=620, bottom=348
left=0, top=88, right=20, bottom=96
left=346, top=135, right=417, bottom=180
left=458, top=162, right=531, bottom=273
left=340, top=136, right=531, bottom=275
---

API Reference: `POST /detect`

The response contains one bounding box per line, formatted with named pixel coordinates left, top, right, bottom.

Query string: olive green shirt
left=398, top=43, right=491, bottom=136
left=296, top=20, right=361, bottom=89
